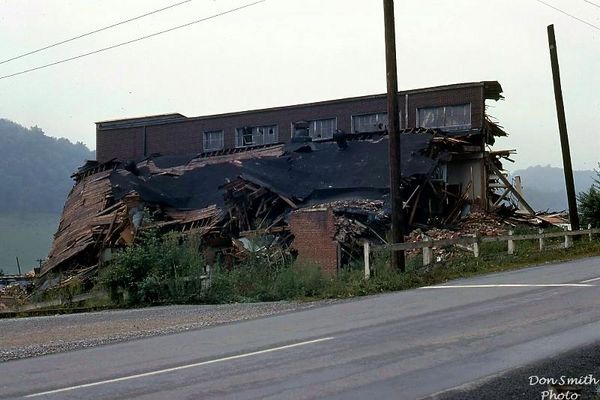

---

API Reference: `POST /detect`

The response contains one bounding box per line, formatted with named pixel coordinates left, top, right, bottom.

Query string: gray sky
left=0, top=0, right=598, bottom=171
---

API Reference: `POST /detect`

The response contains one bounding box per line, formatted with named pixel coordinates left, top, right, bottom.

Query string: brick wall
left=289, top=208, right=338, bottom=276
left=96, top=83, right=488, bottom=162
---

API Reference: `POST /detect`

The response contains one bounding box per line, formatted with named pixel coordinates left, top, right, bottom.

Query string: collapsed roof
left=42, top=127, right=541, bottom=279
left=43, top=131, right=442, bottom=276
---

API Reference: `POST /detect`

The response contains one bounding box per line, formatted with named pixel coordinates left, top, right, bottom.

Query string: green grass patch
left=95, top=229, right=600, bottom=307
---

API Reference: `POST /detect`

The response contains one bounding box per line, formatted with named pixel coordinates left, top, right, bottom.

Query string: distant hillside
left=511, top=165, right=597, bottom=212
left=0, top=118, right=94, bottom=273
left=0, top=118, right=94, bottom=213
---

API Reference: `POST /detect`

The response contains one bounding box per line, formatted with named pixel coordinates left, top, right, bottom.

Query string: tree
left=578, top=165, right=600, bottom=228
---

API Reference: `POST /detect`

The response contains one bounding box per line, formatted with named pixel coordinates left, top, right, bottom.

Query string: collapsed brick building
left=42, top=81, right=542, bottom=281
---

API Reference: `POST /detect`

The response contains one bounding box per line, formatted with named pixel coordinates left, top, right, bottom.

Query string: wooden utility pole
left=547, top=24, right=580, bottom=231
left=383, top=0, right=405, bottom=271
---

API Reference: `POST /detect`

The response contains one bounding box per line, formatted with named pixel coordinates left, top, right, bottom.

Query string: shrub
left=578, top=167, right=600, bottom=228
left=99, top=230, right=205, bottom=305
left=271, top=262, right=327, bottom=299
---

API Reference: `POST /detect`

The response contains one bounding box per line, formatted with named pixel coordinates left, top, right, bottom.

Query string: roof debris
left=37, top=129, right=566, bottom=289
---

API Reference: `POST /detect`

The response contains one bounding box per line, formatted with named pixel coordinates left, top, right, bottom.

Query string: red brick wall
left=96, top=84, right=487, bottom=162
left=96, top=126, right=145, bottom=161
left=289, top=208, right=338, bottom=276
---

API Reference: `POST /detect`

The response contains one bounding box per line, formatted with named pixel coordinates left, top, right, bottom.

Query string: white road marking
left=420, top=283, right=594, bottom=289
left=25, top=336, right=335, bottom=398
left=580, top=276, right=600, bottom=284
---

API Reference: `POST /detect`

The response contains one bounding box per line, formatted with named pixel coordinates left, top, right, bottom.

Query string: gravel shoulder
left=0, top=300, right=340, bottom=362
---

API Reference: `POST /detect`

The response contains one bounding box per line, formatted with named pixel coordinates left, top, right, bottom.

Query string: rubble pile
left=0, top=279, right=31, bottom=309
left=315, top=200, right=388, bottom=246
left=36, top=127, right=567, bottom=289
left=458, top=210, right=508, bottom=236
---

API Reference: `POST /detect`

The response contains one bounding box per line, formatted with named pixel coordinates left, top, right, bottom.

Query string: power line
left=533, top=0, right=600, bottom=31
left=0, top=0, right=266, bottom=80
left=0, top=0, right=193, bottom=66
left=584, top=0, right=600, bottom=9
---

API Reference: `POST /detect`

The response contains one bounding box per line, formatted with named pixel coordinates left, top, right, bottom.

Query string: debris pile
left=457, top=210, right=508, bottom=236
left=38, top=127, right=562, bottom=286
left=0, top=275, right=33, bottom=309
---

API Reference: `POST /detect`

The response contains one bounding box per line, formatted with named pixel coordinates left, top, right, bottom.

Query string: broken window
left=351, top=113, right=389, bottom=133
left=417, top=104, right=471, bottom=130
left=203, top=130, right=224, bottom=151
left=235, top=125, right=279, bottom=147
left=431, top=164, right=448, bottom=182
left=307, top=118, right=336, bottom=139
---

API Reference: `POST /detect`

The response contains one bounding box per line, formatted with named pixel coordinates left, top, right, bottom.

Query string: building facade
left=95, top=81, right=503, bottom=162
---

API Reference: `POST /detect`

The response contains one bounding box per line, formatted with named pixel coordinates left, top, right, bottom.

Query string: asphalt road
left=1, top=256, right=600, bottom=400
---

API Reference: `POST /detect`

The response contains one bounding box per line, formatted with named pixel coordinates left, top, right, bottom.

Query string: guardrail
left=362, top=225, right=599, bottom=278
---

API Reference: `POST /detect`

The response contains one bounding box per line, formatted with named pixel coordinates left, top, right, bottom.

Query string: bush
left=99, top=230, right=205, bottom=305
left=271, top=263, right=327, bottom=299
left=578, top=167, right=600, bottom=228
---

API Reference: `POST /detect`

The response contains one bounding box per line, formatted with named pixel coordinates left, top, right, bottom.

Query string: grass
left=6, top=235, right=599, bottom=318
left=409, top=238, right=600, bottom=285
left=90, top=228, right=600, bottom=308
left=311, top=238, right=600, bottom=299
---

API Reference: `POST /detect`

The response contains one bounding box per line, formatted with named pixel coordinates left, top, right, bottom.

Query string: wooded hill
left=0, top=118, right=94, bottom=213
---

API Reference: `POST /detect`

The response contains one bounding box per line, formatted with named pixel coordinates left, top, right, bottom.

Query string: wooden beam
left=486, top=160, right=535, bottom=215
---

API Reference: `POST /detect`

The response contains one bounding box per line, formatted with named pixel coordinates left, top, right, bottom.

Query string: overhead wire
left=533, top=0, right=600, bottom=31
left=584, top=0, right=600, bottom=9
left=0, top=0, right=193, bottom=66
left=0, top=0, right=266, bottom=80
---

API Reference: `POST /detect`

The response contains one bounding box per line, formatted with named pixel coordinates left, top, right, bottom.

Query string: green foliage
left=98, top=227, right=600, bottom=308
left=0, top=118, right=94, bottom=272
left=578, top=166, right=600, bottom=228
left=0, top=119, right=94, bottom=214
left=200, top=261, right=328, bottom=303
left=99, top=230, right=205, bottom=305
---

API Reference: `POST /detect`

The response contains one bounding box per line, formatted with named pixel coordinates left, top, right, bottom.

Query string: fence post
left=589, top=224, right=593, bottom=242
left=507, top=230, right=515, bottom=255
left=363, top=240, right=371, bottom=279
left=538, top=228, right=544, bottom=251
left=422, top=236, right=433, bottom=266
left=473, top=233, right=480, bottom=258
left=564, top=227, right=573, bottom=249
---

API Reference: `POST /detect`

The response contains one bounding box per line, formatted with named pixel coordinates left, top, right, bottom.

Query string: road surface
left=1, top=256, right=600, bottom=399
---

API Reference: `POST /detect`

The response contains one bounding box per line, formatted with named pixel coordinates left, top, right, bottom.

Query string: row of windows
left=202, top=104, right=471, bottom=151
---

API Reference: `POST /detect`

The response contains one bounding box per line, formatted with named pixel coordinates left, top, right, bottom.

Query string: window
left=307, top=118, right=337, bottom=139
left=351, top=113, right=388, bottom=133
left=235, top=125, right=278, bottom=147
left=431, top=164, right=447, bottom=182
left=203, top=130, right=224, bottom=151
left=417, top=104, right=471, bottom=130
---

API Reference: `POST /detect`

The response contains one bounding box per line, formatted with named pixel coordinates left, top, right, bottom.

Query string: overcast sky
left=0, top=0, right=598, bottom=171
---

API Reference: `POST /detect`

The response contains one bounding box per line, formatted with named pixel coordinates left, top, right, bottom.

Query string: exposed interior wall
left=446, top=156, right=487, bottom=208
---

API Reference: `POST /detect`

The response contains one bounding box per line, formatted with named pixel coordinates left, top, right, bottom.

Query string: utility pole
left=15, top=256, right=21, bottom=276
left=383, top=0, right=405, bottom=271
left=547, top=24, right=580, bottom=231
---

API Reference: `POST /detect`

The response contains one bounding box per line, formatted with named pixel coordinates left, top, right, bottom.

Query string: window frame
left=292, top=117, right=338, bottom=140
left=203, top=129, right=225, bottom=152
left=235, top=124, right=279, bottom=148
left=350, top=112, right=396, bottom=134
left=416, top=103, right=472, bottom=131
